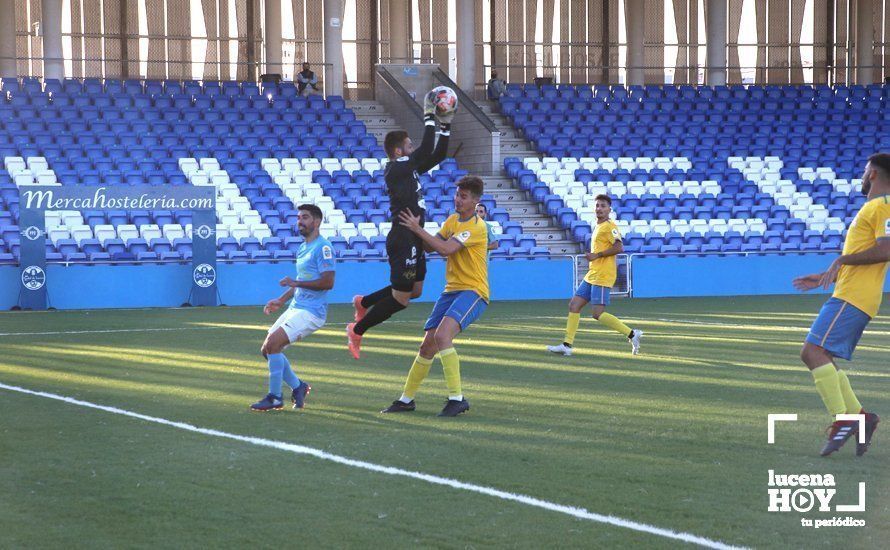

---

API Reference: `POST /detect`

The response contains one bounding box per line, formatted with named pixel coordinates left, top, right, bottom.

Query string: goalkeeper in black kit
left=346, top=89, right=457, bottom=359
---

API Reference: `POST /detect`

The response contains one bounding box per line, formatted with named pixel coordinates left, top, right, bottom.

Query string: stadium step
left=476, top=102, right=526, bottom=141
left=510, top=214, right=558, bottom=230
left=345, top=100, right=401, bottom=142
left=473, top=100, right=579, bottom=255
left=535, top=239, right=581, bottom=255
left=484, top=177, right=522, bottom=191
left=500, top=138, right=539, bottom=156
left=486, top=187, right=533, bottom=200
left=345, top=100, right=390, bottom=115
left=525, top=229, right=575, bottom=244
left=500, top=202, right=542, bottom=217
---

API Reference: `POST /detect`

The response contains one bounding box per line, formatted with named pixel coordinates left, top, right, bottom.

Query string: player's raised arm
left=414, top=88, right=456, bottom=174
left=406, top=93, right=439, bottom=166
left=416, top=123, right=450, bottom=174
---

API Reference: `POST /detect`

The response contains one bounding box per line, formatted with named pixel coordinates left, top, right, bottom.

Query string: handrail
left=431, top=68, right=499, bottom=134
left=376, top=66, right=423, bottom=118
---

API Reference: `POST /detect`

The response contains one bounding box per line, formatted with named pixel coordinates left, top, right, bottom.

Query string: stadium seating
left=0, top=78, right=536, bottom=263
left=501, top=82, right=879, bottom=255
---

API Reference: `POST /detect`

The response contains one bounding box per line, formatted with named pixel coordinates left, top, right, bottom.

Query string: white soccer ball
left=428, top=86, right=458, bottom=116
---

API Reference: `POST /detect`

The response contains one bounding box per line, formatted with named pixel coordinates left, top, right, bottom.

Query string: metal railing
left=376, top=66, right=424, bottom=117
left=571, top=253, right=630, bottom=297
left=483, top=61, right=886, bottom=86
left=0, top=55, right=345, bottom=91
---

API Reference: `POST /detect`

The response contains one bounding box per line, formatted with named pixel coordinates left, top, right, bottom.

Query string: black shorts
left=386, top=226, right=427, bottom=292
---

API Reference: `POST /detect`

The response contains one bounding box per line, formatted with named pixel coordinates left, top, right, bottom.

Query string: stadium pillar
left=456, top=0, right=475, bottom=93
left=42, top=0, right=64, bottom=80
left=855, top=0, right=874, bottom=84
left=389, top=0, right=410, bottom=63
left=705, top=0, right=727, bottom=86
left=0, top=0, right=16, bottom=78
left=625, top=0, right=644, bottom=86
left=264, top=0, right=283, bottom=76
left=323, top=0, right=344, bottom=96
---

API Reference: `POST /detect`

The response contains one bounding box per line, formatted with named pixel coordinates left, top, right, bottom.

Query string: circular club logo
left=195, top=225, right=215, bottom=240
left=21, top=265, right=46, bottom=291
left=193, top=263, right=216, bottom=288
left=21, top=226, right=43, bottom=240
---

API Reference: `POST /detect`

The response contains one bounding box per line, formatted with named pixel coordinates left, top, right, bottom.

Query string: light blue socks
left=268, top=353, right=301, bottom=396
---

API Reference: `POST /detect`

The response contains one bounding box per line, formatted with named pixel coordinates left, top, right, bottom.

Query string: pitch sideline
left=0, top=382, right=743, bottom=549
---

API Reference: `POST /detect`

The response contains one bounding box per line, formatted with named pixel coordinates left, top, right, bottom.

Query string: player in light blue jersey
left=251, top=204, right=336, bottom=411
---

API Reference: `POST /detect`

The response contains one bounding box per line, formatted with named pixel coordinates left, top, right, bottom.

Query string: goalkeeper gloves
left=423, top=91, right=437, bottom=124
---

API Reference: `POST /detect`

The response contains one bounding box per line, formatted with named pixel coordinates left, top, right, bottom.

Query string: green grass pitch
left=1, top=295, right=888, bottom=548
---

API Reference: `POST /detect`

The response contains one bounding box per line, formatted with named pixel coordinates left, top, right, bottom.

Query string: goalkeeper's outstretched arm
left=408, top=119, right=437, bottom=165
left=416, top=123, right=450, bottom=174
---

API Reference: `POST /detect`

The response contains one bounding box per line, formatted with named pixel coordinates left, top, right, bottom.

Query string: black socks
left=354, top=296, right=407, bottom=335
left=360, top=286, right=392, bottom=309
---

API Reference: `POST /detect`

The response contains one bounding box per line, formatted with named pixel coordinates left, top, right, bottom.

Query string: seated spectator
left=487, top=70, right=506, bottom=100
left=297, top=63, right=319, bottom=95
left=475, top=203, right=498, bottom=252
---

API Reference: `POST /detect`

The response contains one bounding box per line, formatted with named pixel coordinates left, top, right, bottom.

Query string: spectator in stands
left=487, top=70, right=506, bottom=100
left=297, top=63, right=319, bottom=95
left=475, top=203, right=498, bottom=252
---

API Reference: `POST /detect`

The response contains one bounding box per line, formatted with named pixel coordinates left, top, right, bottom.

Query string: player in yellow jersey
left=547, top=194, right=641, bottom=356
left=793, top=153, right=890, bottom=456
left=381, top=176, right=489, bottom=417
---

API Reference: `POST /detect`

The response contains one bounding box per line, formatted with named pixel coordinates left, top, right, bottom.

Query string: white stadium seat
left=69, top=225, right=93, bottom=244
left=117, top=224, right=139, bottom=243
left=199, top=158, right=220, bottom=171
left=230, top=223, right=251, bottom=242
left=94, top=225, right=117, bottom=245
left=140, top=224, right=162, bottom=241
left=162, top=224, right=185, bottom=241
left=251, top=224, right=272, bottom=241
left=357, top=222, right=378, bottom=239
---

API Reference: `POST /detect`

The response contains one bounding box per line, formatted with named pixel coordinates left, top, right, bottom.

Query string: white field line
left=0, top=327, right=222, bottom=337
left=0, top=314, right=795, bottom=338
left=0, top=382, right=744, bottom=550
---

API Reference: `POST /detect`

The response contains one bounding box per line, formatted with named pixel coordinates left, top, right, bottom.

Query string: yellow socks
left=836, top=369, right=863, bottom=414
left=811, top=364, right=846, bottom=417
left=564, top=312, right=581, bottom=346
left=598, top=312, right=632, bottom=337
left=439, top=348, right=462, bottom=400
left=401, top=354, right=433, bottom=402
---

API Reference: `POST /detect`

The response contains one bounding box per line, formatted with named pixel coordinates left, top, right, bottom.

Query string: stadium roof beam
left=42, top=0, right=64, bottom=80
left=265, top=0, right=283, bottom=77
left=854, top=0, right=874, bottom=84
left=626, top=0, right=645, bottom=86
left=706, top=0, right=727, bottom=86
left=0, top=0, right=15, bottom=77
left=456, top=0, right=475, bottom=93
left=389, top=0, right=410, bottom=63
left=324, top=0, right=344, bottom=96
